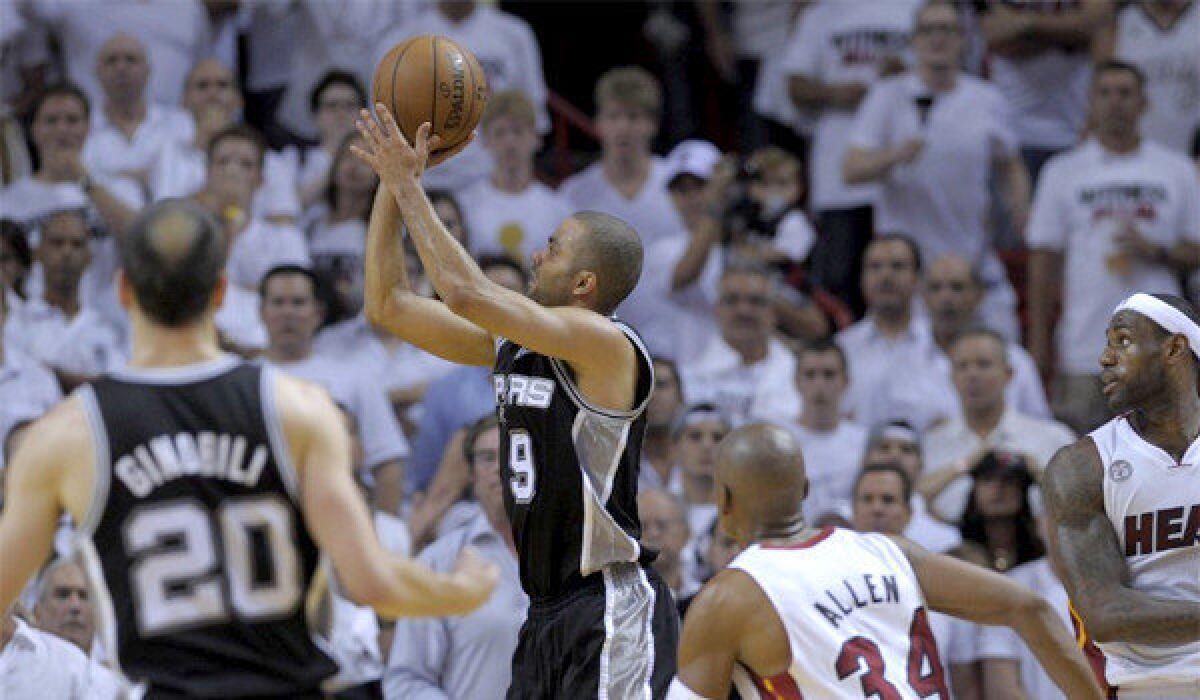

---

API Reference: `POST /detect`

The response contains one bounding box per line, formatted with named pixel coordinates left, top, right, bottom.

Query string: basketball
left=372, top=35, right=489, bottom=154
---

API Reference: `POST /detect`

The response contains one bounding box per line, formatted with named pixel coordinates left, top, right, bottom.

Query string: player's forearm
left=1010, top=597, right=1104, bottom=699
left=1074, top=588, right=1200, bottom=645
left=372, top=556, right=485, bottom=619
left=364, top=186, right=409, bottom=324
left=391, top=178, right=492, bottom=310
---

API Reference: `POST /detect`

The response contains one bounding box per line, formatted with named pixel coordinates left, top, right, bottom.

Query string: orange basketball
left=372, top=35, right=489, bottom=154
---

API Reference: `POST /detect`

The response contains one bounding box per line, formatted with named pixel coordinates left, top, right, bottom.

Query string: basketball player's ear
left=573, top=270, right=597, bottom=301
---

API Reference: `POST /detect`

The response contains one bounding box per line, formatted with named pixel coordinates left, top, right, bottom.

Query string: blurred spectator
left=296, top=71, right=369, bottom=209
left=0, top=222, right=31, bottom=297
left=31, top=557, right=93, bottom=654
left=640, top=356, right=685, bottom=494
left=258, top=265, right=408, bottom=516
left=378, top=0, right=550, bottom=192
left=682, top=261, right=801, bottom=424
left=923, top=254, right=1049, bottom=419
left=0, top=290, right=61, bottom=476
left=669, top=403, right=730, bottom=591
left=958, top=452, right=1045, bottom=572
left=702, top=520, right=743, bottom=580
left=303, top=134, right=378, bottom=323
left=850, top=462, right=983, bottom=700
left=726, top=147, right=816, bottom=275
left=82, top=33, right=191, bottom=184
left=622, top=139, right=724, bottom=362
left=29, top=1, right=211, bottom=107
left=844, top=1, right=1028, bottom=340
left=560, top=67, right=687, bottom=248
left=920, top=329, right=1073, bottom=523
left=151, top=59, right=301, bottom=222
left=0, top=604, right=120, bottom=699
left=836, top=235, right=956, bottom=431
left=1027, top=60, right=1200, bottom=433
left=789, top=339, right=868, bottom=523
left=461, top=91, right=571, bottom=262
left=639, top=489, right=699, bottom=609
left=8, top=210, right=124, bottom=383
left=385, top=415, right=527, bottom=700
left=402, top=255, right=528, bottom=493
left=1114, top=0, right=1200, bottom=155
left=0, top=3, right=49, bottom=154
left=784, top=0, right=921, bottom=313
left=977, top=0, right=1115, bottom=178
left=864, top=422, right=962, bottom=553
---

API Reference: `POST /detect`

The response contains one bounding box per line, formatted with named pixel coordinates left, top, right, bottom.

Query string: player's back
left=728, top=527, right=950, bottom=700
left=77, top=356, right=337, bottom=698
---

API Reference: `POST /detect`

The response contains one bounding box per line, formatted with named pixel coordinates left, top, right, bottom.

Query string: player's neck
left=127, top=315, right=223, bottom=369
left=756, top=517, right=816, bottom=548
left=1129, top=390, right=1200, bottom=461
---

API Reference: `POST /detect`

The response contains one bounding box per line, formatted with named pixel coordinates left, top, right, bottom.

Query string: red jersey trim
left=1070, top=601, right=1116, bottom=699
left=761, top=526, right=836, bottom=551
left=746, top=667, right=804, bottom=699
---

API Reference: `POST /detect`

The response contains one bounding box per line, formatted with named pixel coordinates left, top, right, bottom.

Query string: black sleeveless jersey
left=493, top=320, right=656, bottom=601
left=78, top=357, right=336, bottom=698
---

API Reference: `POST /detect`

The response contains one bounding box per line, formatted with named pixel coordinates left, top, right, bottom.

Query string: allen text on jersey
left=813, top=573, right=901, bottom=629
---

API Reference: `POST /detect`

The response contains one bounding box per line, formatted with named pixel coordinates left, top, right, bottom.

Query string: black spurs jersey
left=494, top=319, right=656, bottom=600
left=77, top=356, right=336, bottom=698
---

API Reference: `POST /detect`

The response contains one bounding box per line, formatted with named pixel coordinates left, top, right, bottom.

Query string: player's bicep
left=379, top=293, right=494, bottom=366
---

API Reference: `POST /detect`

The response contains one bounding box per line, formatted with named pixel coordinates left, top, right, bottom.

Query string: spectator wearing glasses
left=682, top=261, right=801, bottom=425
left=845, top=0, right=1029, bottom=341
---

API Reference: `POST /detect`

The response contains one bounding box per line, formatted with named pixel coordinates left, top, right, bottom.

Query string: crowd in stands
left=1, top=1, right=1198, bottom=698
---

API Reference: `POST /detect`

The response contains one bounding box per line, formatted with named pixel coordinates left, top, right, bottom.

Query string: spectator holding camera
left=921, top=329, right=1073, bottom=524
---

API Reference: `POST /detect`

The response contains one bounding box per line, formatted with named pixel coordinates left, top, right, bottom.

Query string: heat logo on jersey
left=1123, top=503, right=1200, bottom=556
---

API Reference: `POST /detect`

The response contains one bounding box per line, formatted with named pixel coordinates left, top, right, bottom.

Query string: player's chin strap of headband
left=1113, top=292, right=1200, bottom=359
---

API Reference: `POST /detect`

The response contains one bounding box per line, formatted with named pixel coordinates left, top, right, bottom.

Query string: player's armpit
left=1042, top=440, right=1200, bottom=646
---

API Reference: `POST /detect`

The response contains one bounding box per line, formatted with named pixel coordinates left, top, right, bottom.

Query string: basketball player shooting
left=353, top=105, right=679, bottom=698
left=1042, top=292, right=1200, bottom=698
left=0, top=200, right=498, bottom=696
left=669, top=424, right=1102, bottom=700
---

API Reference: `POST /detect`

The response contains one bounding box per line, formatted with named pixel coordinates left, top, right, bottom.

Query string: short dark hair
left=651, top=355, right=684, bottom=402
left=0, top=218, right=32, bottom=270
left=797, top=337, right=848, bottom=374
left=477, top=253, right=529, bottom=289
left=462, top=413, right=500, bottom=470
left=120, top=199, right=228, bottom=326
left=205, top=123, right=267, bottom=166
left=868, top=232, right=923, bottom=273
left=571, top=211, right=643, bottom=315
left=854, top=461, right=914, bottom=504
left=259, top=264, right=320, bottom=299
left=948, top=326, right=1009, bottom=362
left=309, top=70, right=367, bottom=114
left=31, top=83, right=90, bottom=122
left=1092, top=59, right=1146, bottom=92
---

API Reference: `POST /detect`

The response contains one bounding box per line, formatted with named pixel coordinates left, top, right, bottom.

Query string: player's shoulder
left=17, top=391, right=92, bottom=461
left=270, top=369, right=341, bottom=426
left=1041, top=436, right=1105, bottom=509
left=687, top=566, right=772, bottom=626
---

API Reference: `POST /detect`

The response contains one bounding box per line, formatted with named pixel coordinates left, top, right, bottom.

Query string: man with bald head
left=924, top=254, right=1049, bottom=419
left=84, top=33, right=191, bottom=182
left=670, top=424, right=1103, bottom=699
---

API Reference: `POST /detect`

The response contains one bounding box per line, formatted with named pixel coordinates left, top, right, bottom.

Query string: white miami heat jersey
left=1088, top=415, right=1200, bottom=691
left=728, top=527, right=951, bottom=700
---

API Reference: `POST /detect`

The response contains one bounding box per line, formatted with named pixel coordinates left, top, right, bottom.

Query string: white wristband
left=666, top=677, right=711, bottom=700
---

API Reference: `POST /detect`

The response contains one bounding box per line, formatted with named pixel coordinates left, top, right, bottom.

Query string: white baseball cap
left=665, top=139, right=721, bottom=185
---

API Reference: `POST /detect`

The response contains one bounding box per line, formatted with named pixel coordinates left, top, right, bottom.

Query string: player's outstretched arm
left=1043, top=440, right=1200, bottom=645
left=894, top=536, right=1104, bottom=700
left=0, top=398, right=88, bottom=616
left=278, top=374, right=497, bottom=618
left=362, top=185, right=494, bottom=366
left=357, top=107, right=636, bottom=380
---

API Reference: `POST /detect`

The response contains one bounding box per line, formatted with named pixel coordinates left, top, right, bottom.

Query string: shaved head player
left=353, top=106, right=678, bottom=698
left=1043, top=293, right=1200, bottom=698
left=0, top=200, right=496, bottom=696
left=669, top=424, right=1102, bottom=700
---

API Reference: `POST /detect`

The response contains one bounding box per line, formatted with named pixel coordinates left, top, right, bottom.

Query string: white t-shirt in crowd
left=619, top=234, right=721, bottom=364
left=977, top=558, right=1073, bottom=700
left=780, top=0, right=919, bottom=211
left=848, top=72, right=1017, bottom=263
left=28, top=0, right=211, bottom=108
left=922, top=408, right=1075, bottom=523
left=149, top=136, right=302, bottom=221
left=1026, top=139, right=1200, bottom=374
left=0, top=348, right=62, bottom=473
left=559, top=158, right=688, bottom=249
left=226, top=219, right=310, bottom=290
left=932, top=341, right=1052, bottom=420
left=82, top=103, right=192, bottom=180
left=1116, top=2, right=1200, bottom=155
left=789, top=421, right=869, bottom=521
left=986, top=3, right=1092, bottom=150
left=302, top=206, right=367, bottom=307
left=684, top=335, right=801, bottom=426
left=313, top=315, right=456, bottom=397
left=835, top=316, right=958, bottom=432
left=732, top=0, right=796, bottom=59
left=10, top=299, right=125, bottom=376
left=905, top=495, right=963, bottom=554
left=752, top=13, right=813, bottom=134
left=460, top=180, right=570, bottom=261
left=0, top=617, right=122, bottom=699
left=929, top=610, right=981, bottom=695
left=376, top=5, right=550, bottom=192
left=265, top=353, right=409, bottom=470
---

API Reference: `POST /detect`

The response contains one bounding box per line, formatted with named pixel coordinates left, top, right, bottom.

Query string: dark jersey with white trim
left=493, top=320, right=656, bottom=600
left=81, top=357, right=336, bottom=697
